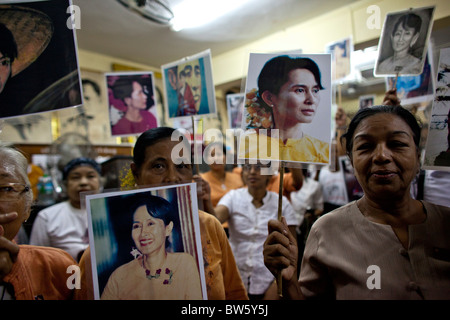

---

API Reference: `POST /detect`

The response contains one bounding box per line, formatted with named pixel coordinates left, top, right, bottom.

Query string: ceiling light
left=170, top=0, right=254, bottom=32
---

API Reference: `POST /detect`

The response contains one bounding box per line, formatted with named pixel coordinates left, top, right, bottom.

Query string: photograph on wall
left=0, top=0, right=82, bottom=119
left=423, top=47, right=450, bottom=171
left=106, top=71, right=159, bottom=137
left=238, top=52, right=332, bottom=165
left=374, top=6, right=435, bottom=76
left=57, top=69, right=118, bottom=145
left=324, top=37, right=353, bottom=81
left=359, top=95, right=375, bottom=109
left=86, top=183, right=207, bottom=300
left=385, top=51, right=434, bottom=106
left=161, top=49, right=217, bottom=119
left=226, top=92, right=244, bottom=130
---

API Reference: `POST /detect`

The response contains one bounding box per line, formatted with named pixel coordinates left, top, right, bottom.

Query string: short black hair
left=340, top=105, right=421, bottom=158
left=0, top=23, right=18, bottom=62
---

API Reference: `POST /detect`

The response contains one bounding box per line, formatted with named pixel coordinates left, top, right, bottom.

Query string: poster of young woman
left=86, top=183, right=207, bottom=300
left=374, top=6, right=435, bottom=76
left=0, top=0, right=82, bottom=119
left=238, top=52, right=332, bottom=166
left=161, top=49, right=217, bottom=119
left=106, top=71, right=159, bottom=137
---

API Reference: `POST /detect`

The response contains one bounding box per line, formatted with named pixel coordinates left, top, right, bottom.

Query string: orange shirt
left=201, top=171, right=244, bottom=207
left=3, top=245, right=76, bottom=300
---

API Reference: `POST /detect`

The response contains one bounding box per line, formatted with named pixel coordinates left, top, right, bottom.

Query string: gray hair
left=0, top=146, right=33, bottom=207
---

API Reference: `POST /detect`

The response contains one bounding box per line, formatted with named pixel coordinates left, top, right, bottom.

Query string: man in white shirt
left=213, top=161, right=297, bottom=299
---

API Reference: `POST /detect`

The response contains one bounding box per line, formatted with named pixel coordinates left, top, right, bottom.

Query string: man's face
left=178, top=60, right=202, bottom=111
left=0, top=54, right=12, bottom=94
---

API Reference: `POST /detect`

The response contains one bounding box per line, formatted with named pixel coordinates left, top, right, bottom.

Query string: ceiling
left=73, top=0, right=359, bottom=69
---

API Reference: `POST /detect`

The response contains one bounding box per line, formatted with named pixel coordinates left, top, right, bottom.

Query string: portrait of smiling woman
left=100, top=192, right=203, bottom=300
left=239, top=53, right=331, bottom=164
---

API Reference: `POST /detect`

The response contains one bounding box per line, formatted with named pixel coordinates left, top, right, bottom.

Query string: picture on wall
left=161, top=49, right=217, bottom=119
left=226, top=92, right=244, bottom=130
left=0, top=0, right=82, bottom=119
left=106, top=71, right=159, bottom=137
left=57, top=69, right=118, bottom=145
left=324, top=37, right=353, bottom=81
left=238, top=52, right=332, bottom=165
left=423, top=47, right=450, bottom=171
left=359, top=95, right=375, bottom=109
left=374, top=6, right=435, bottom=76
left=86, top=183, right=207, bottom=300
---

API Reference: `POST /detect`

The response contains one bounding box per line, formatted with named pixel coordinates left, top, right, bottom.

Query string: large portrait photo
left=374, top=6, right=435, bottom=76
left=238, top=53, right=332, bottom=165
left=161, top=49, right=216, bottom=119
left=0, top=0, right=82, bottom=119
left=106, top=71, right=159, bottom=137
left=86, top=183, right=207, bottom=300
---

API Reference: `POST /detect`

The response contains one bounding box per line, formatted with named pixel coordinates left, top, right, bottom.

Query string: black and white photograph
left=374, top=6, right=435, bottom=76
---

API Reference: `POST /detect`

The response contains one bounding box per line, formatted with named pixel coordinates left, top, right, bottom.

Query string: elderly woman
left=263, top=105, right=450, bottom=299
left=0, top=146, right=76, bottom=300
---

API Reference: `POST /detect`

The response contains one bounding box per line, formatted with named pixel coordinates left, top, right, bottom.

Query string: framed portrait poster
left=0, top=0, right=82, bottom=119
left=385, top=51, right=434, bottom=106
left=374, top=6, right=435, bottom=76
left=105, top=71, right=159, bottom=137
left=226, top=92, right=244, bottom=130
left=161, top=49, right=217, bottom=119
left=238, top=52, right=332, bottom=166
left=86, top=183, right=207, bottom=300
left=324, top=37, right=353, bottom=82
left=423, top=47, right=450, bottom=171
left=358, top=95, right=375, bottom=109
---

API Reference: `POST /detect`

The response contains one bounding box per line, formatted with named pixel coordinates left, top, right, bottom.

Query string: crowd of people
left=1, top=95, right=449, bottom=300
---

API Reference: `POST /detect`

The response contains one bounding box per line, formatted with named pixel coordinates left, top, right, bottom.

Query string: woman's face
left=132, top=138, right=193, bottom=186
left=132, top=205, right=173, bottom=255
left=0, top=155, right=30, bottom=240
left=350, top=113, right=420, bottom=201
left=391, top=24, right=419, bottom=54
left=269, top=68, right=321, bottom=128
left=66, top=165, right=101, bottom=207
left=126, top=81, right=147, bottom=110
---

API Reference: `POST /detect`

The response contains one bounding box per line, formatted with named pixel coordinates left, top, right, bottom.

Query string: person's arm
left=193, top=174, right=215, bottom=215
left=212, top=205, right=230, bottom=224
left=263, top=218, right=304, bottom=299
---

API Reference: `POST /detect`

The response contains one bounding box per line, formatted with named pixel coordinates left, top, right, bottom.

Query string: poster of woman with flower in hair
left=238, top=52, right=332, bottom=165
left=86, top=183, right=207, bottom=300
